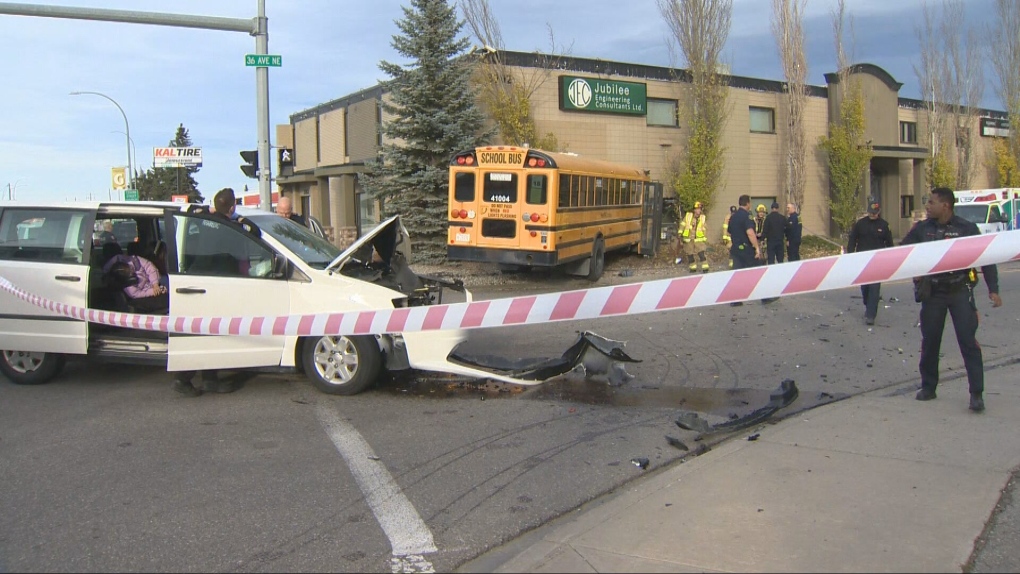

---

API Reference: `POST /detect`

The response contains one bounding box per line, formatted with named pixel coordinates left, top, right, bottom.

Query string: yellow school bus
left=447, top=146, right=653, bottom=280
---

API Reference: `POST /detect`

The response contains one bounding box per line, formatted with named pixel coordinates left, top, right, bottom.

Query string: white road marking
left=316, top=405, right=437, bottom=572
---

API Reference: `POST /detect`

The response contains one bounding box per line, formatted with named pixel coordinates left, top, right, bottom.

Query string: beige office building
left=275, top=51, right=1008, bottom=246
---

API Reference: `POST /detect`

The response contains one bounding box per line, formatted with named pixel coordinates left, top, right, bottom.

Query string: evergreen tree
left=136, top=124, right=204, bottom=203
left=361, top=0, right=492, bottom=262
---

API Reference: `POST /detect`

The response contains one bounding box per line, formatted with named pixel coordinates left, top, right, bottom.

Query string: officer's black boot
left=915, top=386, right=937, bottom=401
left=969, top=393, right=985, bottom=412
left=172, top=373, right=203, bottom=397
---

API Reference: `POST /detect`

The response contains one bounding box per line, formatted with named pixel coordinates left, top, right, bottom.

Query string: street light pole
left=110, top=130, right=138, bottom=180
left=70, top=91, right=133, bottom=190
left=8, top=179, right=22, bottom=200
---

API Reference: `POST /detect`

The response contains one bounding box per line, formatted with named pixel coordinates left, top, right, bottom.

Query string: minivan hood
left=326, top=215, right=410, bottom=272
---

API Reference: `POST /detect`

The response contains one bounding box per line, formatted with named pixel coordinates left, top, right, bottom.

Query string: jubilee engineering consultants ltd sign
left=559, top=75, right=647, bottom=115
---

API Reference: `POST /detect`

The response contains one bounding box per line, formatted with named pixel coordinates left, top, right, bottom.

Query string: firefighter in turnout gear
left=680, top=201, right=710, bottom=273
left=722, top=205, right=736, bottom=269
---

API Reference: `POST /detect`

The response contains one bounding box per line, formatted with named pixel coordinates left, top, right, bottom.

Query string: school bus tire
left=587, top=237, right=606, bottom=282
left=301, top=335, right=382, bottom=395
left=0, top=350, right=65, bottom=385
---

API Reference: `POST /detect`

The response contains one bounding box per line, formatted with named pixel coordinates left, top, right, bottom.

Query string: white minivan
left=0, top=201, right=519, bottom=395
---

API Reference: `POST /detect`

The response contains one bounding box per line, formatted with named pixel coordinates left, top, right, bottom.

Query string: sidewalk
left=460, top=373, right=1020, bottom=573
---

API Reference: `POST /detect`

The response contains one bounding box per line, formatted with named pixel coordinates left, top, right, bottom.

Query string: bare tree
left=657, top=0, right=732, bottom=214
left=945, top=2, right=984, bottom=189
left=460, top=0, right=566, bottom=149
left=820, top=0, right=873, bottom=238
left=771, top=0, right=808, bottom=209
left=914, top=0, right=953, bottom=189
left=990, top=0, right=1020, bottom=174
left=917, top=0, right=984, bottom=189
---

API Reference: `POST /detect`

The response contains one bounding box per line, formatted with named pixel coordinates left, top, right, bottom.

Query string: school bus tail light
left=530, top=213, right=541, bottom=222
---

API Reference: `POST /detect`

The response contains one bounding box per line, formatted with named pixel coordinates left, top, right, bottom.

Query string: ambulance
left=952, top=189, right=1016, bottom=234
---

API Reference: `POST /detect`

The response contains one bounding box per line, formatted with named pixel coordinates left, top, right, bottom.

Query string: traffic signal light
left=240, top=150, right=258, bottom=179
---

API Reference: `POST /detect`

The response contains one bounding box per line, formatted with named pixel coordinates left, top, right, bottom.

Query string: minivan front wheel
left=0, top=351, right=65, bottom=385
left=301, top=335, right=382, bottom=395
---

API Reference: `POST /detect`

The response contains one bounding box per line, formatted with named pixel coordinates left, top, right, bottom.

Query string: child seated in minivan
left=102, top=243, right=168, bottom=313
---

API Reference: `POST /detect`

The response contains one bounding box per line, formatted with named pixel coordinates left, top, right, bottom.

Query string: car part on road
left=665, top=435, right=690, bottom=451
left=449, top=331, right=640, bottom=386
left=674, top=379, right=799, bottom=435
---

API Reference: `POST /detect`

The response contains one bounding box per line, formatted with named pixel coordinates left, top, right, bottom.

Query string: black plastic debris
left=631, top=457, right=650, bottom=470
left=665, top=435, right=690, bottom=451
left=675, top=412, right=713, bottom=433
left=747, top=433, right=760, bottom=442
left=674, top=379, right=799, bottom=436
left=450, top=331, right=640, bottom=386
left=619, top=269, right=634, bottom=278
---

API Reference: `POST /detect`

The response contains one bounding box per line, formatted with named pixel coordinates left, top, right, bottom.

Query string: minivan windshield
left=245, top=213, right=341, bottom=269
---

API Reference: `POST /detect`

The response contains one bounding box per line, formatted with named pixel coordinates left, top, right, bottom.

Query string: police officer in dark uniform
left=901, top=187, right=1003, bottom=412
left=763, top=201, right=787, bottom=264
left=726, top=194, right=763, bottom=307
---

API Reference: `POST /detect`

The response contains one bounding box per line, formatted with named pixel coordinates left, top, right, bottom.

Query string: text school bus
left=447, top=146, right=661, bottom=281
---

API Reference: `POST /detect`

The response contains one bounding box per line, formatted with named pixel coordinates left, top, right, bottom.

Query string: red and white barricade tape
left=2, top=231, right=1019, bottom=337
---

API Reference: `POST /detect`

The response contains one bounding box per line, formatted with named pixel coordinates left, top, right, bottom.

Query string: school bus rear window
left=527, top=175, right=547, bottom=205
left=454, top=172, right=475, bottom=202
left=482, top=219, right=516, bottom=238
left=484, top=173, right=517, bottom=203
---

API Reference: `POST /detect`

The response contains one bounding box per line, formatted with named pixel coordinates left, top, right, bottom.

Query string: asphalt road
left=3, top=262, right=1019, bottom=573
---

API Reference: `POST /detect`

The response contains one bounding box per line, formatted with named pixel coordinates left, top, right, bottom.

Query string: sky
left=0, top=0, right=1002, bottom=204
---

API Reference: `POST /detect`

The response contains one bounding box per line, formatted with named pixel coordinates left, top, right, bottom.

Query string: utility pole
left=254, top=0, right=271, bottom=211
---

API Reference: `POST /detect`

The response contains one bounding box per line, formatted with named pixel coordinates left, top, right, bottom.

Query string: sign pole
left=255, top=0, right=272, bottom=212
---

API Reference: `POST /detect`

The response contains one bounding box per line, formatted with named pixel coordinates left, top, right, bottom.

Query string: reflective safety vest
left=681, top=213, right=708, bottom=242
left=722, top=214, right=732, bottom=243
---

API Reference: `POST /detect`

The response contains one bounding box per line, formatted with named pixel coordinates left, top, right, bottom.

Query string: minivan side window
left=172, top=214, right=276, bottom=278
left=0, top=209, right=90, bottom=264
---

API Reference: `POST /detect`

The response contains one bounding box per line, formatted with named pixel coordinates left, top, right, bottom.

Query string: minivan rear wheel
left=301, top=335, right=382, bottom=395
left=0, top=351, right=65, bottom=385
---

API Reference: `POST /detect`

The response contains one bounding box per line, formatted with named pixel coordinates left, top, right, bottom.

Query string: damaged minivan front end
left=310, top=215, right=642, bottom=392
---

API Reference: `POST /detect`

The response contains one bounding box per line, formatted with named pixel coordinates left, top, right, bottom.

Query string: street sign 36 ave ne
left=245, top=54, right=282, bottom=67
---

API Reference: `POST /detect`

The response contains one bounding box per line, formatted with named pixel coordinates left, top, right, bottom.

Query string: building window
left=749, top=107, right=775, bottom=134
left=647, top=99, right=678, bottom=127
left=900, top=195, right=915, bottom=219
left=900, top=121, right=917, bottom=144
